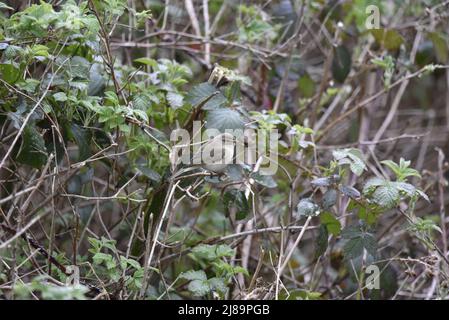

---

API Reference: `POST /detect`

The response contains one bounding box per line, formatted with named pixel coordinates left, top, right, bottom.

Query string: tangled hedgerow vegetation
left=0, top=0, right=449, bottom=300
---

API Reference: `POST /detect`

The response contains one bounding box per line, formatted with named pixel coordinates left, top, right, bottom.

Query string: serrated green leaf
left=363, top=177, right=385, bottom=195
left=372, top=181, right=399, bottom=208
left=206, top=108, right=245, bottom=132
left=191, top=244, right=235, bottom=261
left=186, top=82, right=224, bottom=109
left=166, top=91, right=184, bottom=109
left=333, top=148, right=366, bottom=176
left=188, top=279, right=210, bottom=297
left=180, top=270, right=207, bottom=281
left=342, top=226, right=377, bottom=259
left=208, top=277, right=227, bottom=295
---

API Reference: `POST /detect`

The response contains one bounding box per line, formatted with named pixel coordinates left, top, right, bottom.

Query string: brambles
left=0, top=0, right=448, bottom=301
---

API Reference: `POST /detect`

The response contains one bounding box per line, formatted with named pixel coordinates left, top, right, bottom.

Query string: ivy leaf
left=223, top=189, right=249, bottom=220
left=332, top=45, right=352, bottom=83
left=15, top=124, right=48, bottom=168
left=202, top=93, right=228, bottom=111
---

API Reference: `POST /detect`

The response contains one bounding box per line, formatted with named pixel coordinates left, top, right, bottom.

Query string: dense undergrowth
left=0, top=0, right=449, bottom=300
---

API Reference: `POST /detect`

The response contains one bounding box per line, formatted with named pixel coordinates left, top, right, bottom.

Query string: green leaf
left=322, top=189, right=337, bottom=210
left=320, top=212, right=341, bottom=236
left=16, top=124, right=48, bottom=168
left=191, top=244, right=235, bottom=261
left=332, top=45, right=352, bottom=83
left=333, top=148, right=366, bottom=176
left=206, top=108, right=245, bottom=132
left=339, top=185, right=361, bottom=199
left=208, top=277, right=227, bottom=295
left=251, top=172, right=277, bottom=188
left=134, top=57, right=157, bottom=68
left=363, top=177, right=385, bottom=195
left=70, top=124, right=91, bottom=161
left=53, top=92, right=67, bottom=102
left=0, top=63, right=21, bottom=84
left=67, top=56, right=90, bottom=79
left=296, top=198, right=320, bottom=218
left=372, top=181, right=399, bottom=208
left=381, top=158, right=421, bottom=181
left=298, top=74, right=315, bottom=98
left=223, top=189, right=249, bottom=220
left=188, top=279, right=210, bottom=297
left=311, top=177, right=332, bottom=188
left=132, top=93, right=152, bottom=112
left=180, top=270, right=207, bottom=281
left=429, top=32, right=448, bottom=63
left=187, top=82, right=226, bottom=110
left=371, top=29, right=404, bottom=51
left=315, top=225, right=328, bottom=258
left=31, top=44, right=49, bottom=58
left=342, top=226, right=377, bottom=259
left=166, top=91, right=184, bottom=109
